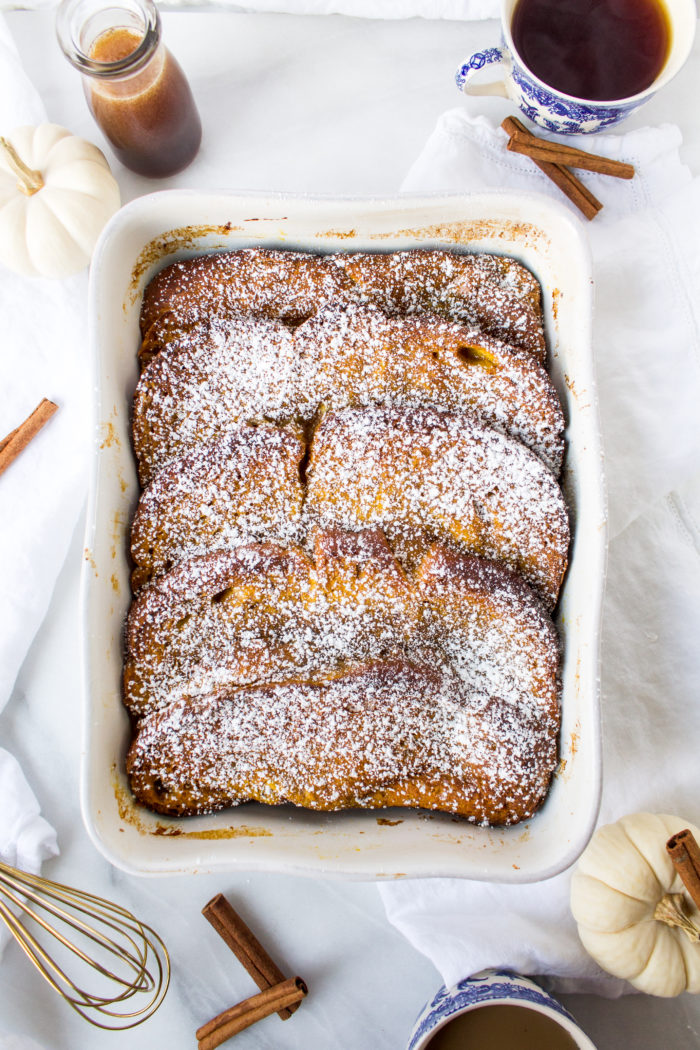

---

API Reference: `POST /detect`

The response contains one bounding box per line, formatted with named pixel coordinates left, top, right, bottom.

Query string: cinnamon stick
left=0, top=425, right=19, bottom=455
left=0, top=399, right=58, bottom=478
left=507, top=131, right=635, bottom=180
left=196, top=977, right=307, bottom=1050
left=201, top=894, right=299, bottom=1019
left=667, top=829, right=700, bottom=911
left=532, top=160, right=603, bottom=221
left=501, top=117, right=603, bottom=221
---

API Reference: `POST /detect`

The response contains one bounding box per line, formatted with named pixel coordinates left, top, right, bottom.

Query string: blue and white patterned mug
left=407, top=970, right=597, bottom=1049
left=456, top=0, right=696, bottom=134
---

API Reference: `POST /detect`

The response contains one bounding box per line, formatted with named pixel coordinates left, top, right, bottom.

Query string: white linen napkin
left=0, top=747, right=58, bottom=954
left=0, top=748, right=57, bottom=874
left=379, top=110, right=700, bottom=996
left=158, top=0, right=499, bottom=14
left=2, top=0, right=499, bottom=15
left=0, top=16, right=90, bottom=714
left=0, top=16, right=77, bottom=937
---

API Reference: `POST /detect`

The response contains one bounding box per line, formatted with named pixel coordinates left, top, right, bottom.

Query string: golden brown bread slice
left=124, top=542, right=315, bottom=719
left=124, top=528, right=560, bottom=735
left=126, top=656, right=559, bottom=825
left=332, top=248, right=547, bottom=362
left=415, top=543, right=561, bottom=711
left=123, top=529, right=416, bottom=719
left=139, top=248, right=354, bottom=365
left=131, top=314, right=304, bottom=486
left=129, top=422, right=306, bottom=591
left=139, top=247, right=546, bottom=367
left=132, top=301, right=564, bottom=486
left=125, top=243, right=564, bottom=826
left=297, top=304, right=564, bottom=473
left=305, top=406, right=569, bottom=608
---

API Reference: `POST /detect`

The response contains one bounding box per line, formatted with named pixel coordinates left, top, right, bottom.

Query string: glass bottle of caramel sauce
left=56, top=0, right=201, bottom=177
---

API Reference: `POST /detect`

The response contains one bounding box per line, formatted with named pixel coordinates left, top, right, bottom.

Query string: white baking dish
left=83, top=191, right=604, bottom=881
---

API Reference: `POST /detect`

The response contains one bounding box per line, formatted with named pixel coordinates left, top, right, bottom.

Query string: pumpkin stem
left=654, top=893, right=700, bottom=943
left=0, top=136, right=44, bottom=196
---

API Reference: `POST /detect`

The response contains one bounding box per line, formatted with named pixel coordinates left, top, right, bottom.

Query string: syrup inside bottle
left=88, top=26, right=201, bottom=177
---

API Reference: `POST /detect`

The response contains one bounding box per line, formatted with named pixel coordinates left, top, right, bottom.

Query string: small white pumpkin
left=571, top=812, right=700, bottom=997
left=0, top=124, right=120, bottom=278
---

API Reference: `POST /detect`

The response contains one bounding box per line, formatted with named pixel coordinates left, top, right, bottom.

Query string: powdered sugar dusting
left=139, top=248, right=353, bottom=362
left=299, top=304, right=563, bottom=472
left=124, top=530, right=560, bottom=733
left=333, top=249, right=546, bottom=361
left=130, top=422, right=306, bottom=589
left=132, top=314, right=300, bottom=485
left=140, top=247, right=546, bottom=364
left=306, top=405, right=569, bottom=607
left=127, top=658, right=558, bottom=825
left=124, top=244, right=567, bottom=826
left=124, top=531, right=415, bottom=717
left=133, top=300, right=563, bottom=486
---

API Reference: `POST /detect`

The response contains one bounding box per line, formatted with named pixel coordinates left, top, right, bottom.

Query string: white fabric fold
left=0, top=1035, right=51, bottom=1050
left=379, top=110, right=700, bottom=996
left=0, top=748, right=59, bottom=954
left=0, top=270, right=90, bottom=708
left=0, top=13, right=72, bottom=957
left=164, top=0, right=499, bottom=14
left=0, top=15, right=90, bottom=713
left=2, top=0, right=500, bottom=15
left=0, top=748, right=57, bottom=874
left=0, top=17, right=43, bottom=122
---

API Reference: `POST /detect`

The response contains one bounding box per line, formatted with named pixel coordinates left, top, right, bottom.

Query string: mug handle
left=455, top=47, right=511, bottom=98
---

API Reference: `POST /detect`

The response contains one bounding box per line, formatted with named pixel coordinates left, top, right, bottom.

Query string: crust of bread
left=132, top=302, right=563, bottom=487
left=298, top=304, right=563, bottom=472
left=123, top=529, right=560, bottom=736
left=125, top=246, right=565, bottom=826
left=139, top=248, right=353, bottom=365
left=126, top=656, right=558, bottom=825
left=306, top=406, right=569, bottom=607
left=334, top=248, right=547, bottom=362
left=139, top=247, right=546, bottom=365
left=130, top=422, right=305, bottom=590
left=123, top=529, right=414, bottom=718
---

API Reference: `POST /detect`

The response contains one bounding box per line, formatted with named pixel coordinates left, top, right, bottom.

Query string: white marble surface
left=1, top=9, right=700, bottom=1049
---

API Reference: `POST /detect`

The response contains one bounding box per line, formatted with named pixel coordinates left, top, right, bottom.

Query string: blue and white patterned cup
left=456, top=0, right=696, bottom=134
left=407, top=970, right=597, bottom=1049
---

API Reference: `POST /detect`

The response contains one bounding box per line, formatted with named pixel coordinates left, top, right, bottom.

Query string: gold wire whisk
left=0, top=861, right=170, bottom=1029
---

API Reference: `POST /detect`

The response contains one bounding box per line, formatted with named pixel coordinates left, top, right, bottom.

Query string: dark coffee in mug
left=511, top=0, right=670, bottom=101
left=426, top=1003, right=580, bottom=1049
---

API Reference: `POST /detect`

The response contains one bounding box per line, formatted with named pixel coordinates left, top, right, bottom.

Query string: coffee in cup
left=406, top=972, right=597, bottom=1050
left=456, top=0, right=696, bottom=134
left=425, top=1003, right=581, bottom=1049
left=511, top=0, right=670, bottom=103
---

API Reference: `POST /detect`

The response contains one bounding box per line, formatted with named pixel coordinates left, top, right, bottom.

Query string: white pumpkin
left=0, top=124, right=120, bottom=278
left=571, top=812, right=700, bottom=997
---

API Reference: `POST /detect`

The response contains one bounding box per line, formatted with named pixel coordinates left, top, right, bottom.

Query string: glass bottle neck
left=56, top=0, right=161, bottom=79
